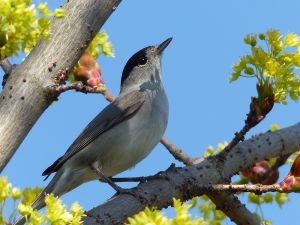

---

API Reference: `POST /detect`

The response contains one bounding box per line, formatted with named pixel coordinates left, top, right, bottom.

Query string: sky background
left=2, top=0, right=300, bottom=224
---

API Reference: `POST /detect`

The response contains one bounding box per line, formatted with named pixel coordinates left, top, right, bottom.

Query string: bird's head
left=120, top=38, right=172, bottom=93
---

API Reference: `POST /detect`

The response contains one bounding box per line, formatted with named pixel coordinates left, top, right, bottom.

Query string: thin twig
left=0, top=58, right=13, bottom=74
left=206, top=184, right=283, bottom=194
left=160, top=136, right=196, bottom=165
left=0, top=58, right=13, bottom=87
left=223, top=123, right=252, bottom=153
left=270, top=153, right=291, bottom=171
left=50, top=82, right=106, bottom=94
left=222, top=95, right=274, bottom=155
left=49, top=82, right=116, bottom=102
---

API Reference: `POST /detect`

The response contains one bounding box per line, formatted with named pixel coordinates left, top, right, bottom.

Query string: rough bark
left=83, top=122, right=300, bottom=225
left=0, top=0, right=121, bottom=172
left=162, top=136, right=261, bottom=225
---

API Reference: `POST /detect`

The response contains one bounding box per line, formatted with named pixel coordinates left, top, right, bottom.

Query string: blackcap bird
left=14, top=38, right=172, bottom=225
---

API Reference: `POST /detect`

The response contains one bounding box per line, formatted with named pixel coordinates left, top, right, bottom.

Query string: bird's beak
left=157, top=37, right=172, bottom=55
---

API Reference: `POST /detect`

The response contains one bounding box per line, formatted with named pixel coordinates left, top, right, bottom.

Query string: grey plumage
left=14, top=38, right=171, bottom=225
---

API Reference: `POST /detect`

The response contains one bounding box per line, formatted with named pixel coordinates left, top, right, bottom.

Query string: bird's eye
left=137, top=57, right=148, bottom=67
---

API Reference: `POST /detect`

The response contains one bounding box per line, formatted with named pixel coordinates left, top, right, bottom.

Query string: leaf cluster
left=0, top=0, right=65, bottom=60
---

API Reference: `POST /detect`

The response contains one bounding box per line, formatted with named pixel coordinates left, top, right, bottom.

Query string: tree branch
left=0, top=58, right=13, bottom=74
left=49, top=82, right=106, bottom=94
left=160, top=136, right=261, bottom=225
left=109, top=177, right=287, bottom=194
left=160, top=136, right=197, bottom=165
left=205, top=184, right=282, bottom=193
left=83, top=122, right=300, bottom=224
left=0, top=58, right=13, bottom=87
left=86, top=121, right=300, bottom=224
left=0, top=0, right=121, bottom=172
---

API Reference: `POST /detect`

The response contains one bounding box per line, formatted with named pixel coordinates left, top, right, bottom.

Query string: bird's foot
left=113, top=187, right=139, bottom=198
left=91, top=165, right=126, bottom=193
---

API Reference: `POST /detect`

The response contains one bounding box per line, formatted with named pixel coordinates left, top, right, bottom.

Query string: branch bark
left=0, top=58, right=13, bottom=74
left=0, top=58, right=13, bottom=87
left=0, top=0, right=121, bottom=172
left=83, top=122, right=300, bottom=225
left=161, top=136, right=261, bottom=225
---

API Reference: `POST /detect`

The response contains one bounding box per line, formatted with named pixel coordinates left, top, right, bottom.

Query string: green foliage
left=127, top=198, right=226, bottom=225
left=197, top=196, right=226, bottom=225
left=204, top=142, right=228, bottom=157
left=275, top=192, right=289, bottom=208
left=248, top=193, right=274, bottom=205
left=86, top=32, right=114, bottom=58
left=0, top=0, right=65, bottom=60
left=230, top=30, right=300, bottom=104
left=127, top=198, right=208, bottom=225
left=269, top=123, right=281, bottom=132
left=0, top=176, right=85, bottom=225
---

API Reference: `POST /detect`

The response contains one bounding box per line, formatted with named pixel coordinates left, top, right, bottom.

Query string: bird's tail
left=13, top=171, right=63, bottom=225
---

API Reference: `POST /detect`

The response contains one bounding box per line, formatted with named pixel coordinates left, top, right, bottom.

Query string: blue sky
left=2, top=0, right=300, bottom=224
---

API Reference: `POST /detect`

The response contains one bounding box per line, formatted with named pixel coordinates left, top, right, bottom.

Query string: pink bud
left=280, top=155, right=300, bottom=192
left=87, top=70, right=104, bottom=87
left=241, top=160, right=279, bottom=185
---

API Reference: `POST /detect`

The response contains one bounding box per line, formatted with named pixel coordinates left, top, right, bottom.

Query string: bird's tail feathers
left=13, top=171, right=63, bottom=225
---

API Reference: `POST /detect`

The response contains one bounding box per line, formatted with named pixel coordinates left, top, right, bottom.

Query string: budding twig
left=50, top=82, right=106, bottom=94
left=223, top=94, right=274, bottom=155
left=223, top=123, right=252, bottom=154
left=205, top=184, right=283, bottom=194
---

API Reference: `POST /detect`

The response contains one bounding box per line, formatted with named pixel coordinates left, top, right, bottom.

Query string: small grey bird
left=14, top=38, right=171, bottom=225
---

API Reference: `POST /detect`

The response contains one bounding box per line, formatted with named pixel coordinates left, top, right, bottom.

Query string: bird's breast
left=95, top=90, right=168, bottom=176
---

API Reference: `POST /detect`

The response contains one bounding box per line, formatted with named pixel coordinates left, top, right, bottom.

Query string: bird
left=14, top=37, right=172, bottom=225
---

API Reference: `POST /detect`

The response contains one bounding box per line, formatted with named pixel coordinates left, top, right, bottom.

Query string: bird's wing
left=42, top=91, right=146, bottom=178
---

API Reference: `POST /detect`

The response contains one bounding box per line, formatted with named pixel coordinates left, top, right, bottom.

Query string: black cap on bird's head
left=121, top=38, right=172, bottom=87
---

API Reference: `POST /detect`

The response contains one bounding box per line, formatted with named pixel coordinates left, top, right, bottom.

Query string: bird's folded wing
left=42, top=91, right=146, bottom=177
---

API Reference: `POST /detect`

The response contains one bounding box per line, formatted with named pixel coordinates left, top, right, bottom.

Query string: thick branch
left=0, top=0, right=121, bottom=172
left=161, top=137, right=260, bottom=225
left=83, top=122, right=300, bottom=225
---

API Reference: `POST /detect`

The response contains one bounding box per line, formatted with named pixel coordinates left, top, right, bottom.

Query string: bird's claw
left=116, top=187, right=137, bottom=197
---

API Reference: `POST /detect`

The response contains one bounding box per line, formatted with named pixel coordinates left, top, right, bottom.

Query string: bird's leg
left=90, top=165, right=125, bottom=193
left=90, top=166, right=142, bottom=198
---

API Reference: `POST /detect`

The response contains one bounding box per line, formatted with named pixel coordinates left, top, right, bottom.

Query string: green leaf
left=275, top=192, right=289, bottom=208
left=263, top=194, right=273, bottom=203
left=54, top=9, right=65, bottom=18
